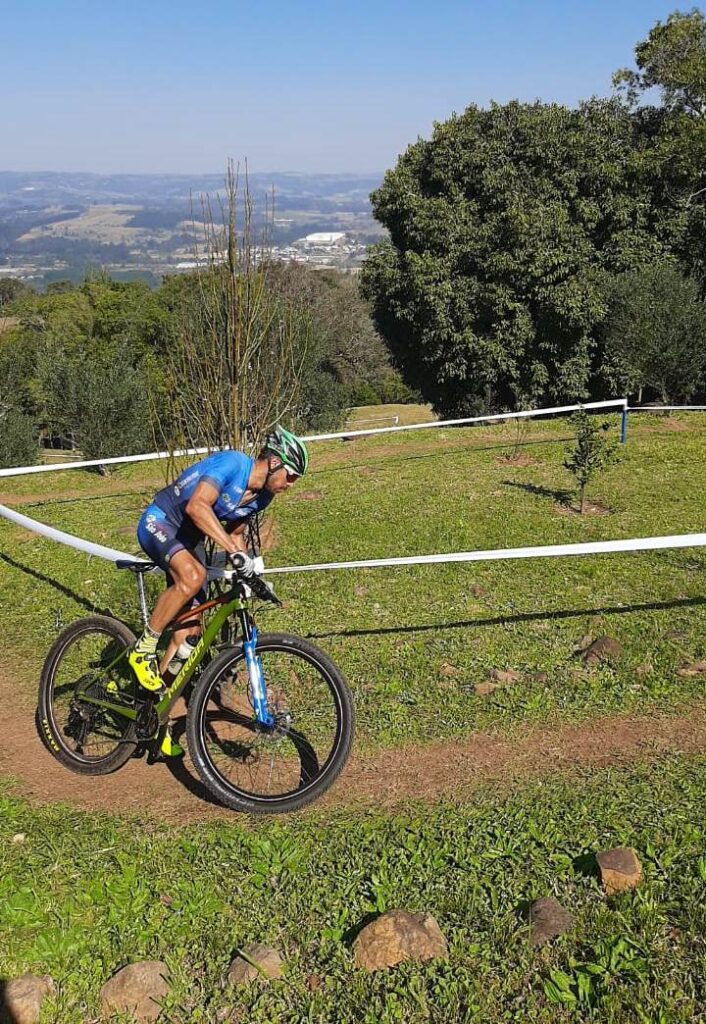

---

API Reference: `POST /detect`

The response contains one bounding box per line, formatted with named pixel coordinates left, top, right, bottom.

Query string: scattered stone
left=470, top=585, right=487, bottom=598
left=489, top=668, right=521, bottom=684
left=581, top=636, right=624, bottom=665
left=635, top=661, right=653, bottom=677
left=596, top=847, right=643, bottom=895
left=0, top=974, right=54, bottom=1024
left=677, top=660, right=706, bottom=678
left=474, top=681, right=500, bottom=697
left=11, top=833, right=26, bottom=844
left=100, top=961, right=170, bottom=1021
left=528, top=897, right=574, bottom=947
left=353, top=909, right=448, bottom=972
left=227, top=944, right=283, bottom=985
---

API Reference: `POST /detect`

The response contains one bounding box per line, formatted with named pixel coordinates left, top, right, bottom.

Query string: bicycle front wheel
left=186, top=633, right=354, bottom=814
left=38, top=615, right=139, bottom=775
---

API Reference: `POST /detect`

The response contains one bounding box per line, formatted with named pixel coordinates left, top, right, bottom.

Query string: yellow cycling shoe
left=128, top=649, right=165, bottom=694
left=160, top=727, right=184, bottom=758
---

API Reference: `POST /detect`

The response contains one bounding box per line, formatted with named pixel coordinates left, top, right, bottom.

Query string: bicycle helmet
left=264, top=426, right=309, bottom=476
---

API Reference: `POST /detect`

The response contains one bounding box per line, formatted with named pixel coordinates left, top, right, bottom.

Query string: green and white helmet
left=264, top=426, right=309, bottom=476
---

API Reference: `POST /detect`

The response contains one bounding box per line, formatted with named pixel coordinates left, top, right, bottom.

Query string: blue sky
left=0, top=0, right=687, bottom=175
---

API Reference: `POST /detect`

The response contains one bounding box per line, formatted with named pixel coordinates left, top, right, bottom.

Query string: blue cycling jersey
left=153, top=450, right=273, bottom=527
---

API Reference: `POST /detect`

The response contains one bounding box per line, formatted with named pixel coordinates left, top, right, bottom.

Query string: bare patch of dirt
left=258, top=517, right=278, bottom=552
left=0, top=316, right=19, bottom=335
left=654, top=417, right=690, bottom=432
left=498, top=453, right=538, bottom=467
left=0, top=479, right=151, bottom=508
left=1, top=661, right=704, bottom=823
left=289, top=490, right=323, bottom=502
left=556, top=498, right=611, bottom=517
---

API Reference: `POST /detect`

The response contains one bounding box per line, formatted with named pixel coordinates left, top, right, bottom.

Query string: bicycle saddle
left=115, top=559, right=158, bottom=573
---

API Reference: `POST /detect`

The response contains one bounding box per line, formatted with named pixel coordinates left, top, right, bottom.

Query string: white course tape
left=0, top=398, right=627, bottom=478
left=0, top=445, right=212, bottom=479
left=629, top=406, right=706, bottom=412
left=302, top=398, right=627, bottom=442
left=263, top=533, right=706, bottom=574
left=0, top=502, right=144, bottom=564
left=1, top=502, right=704, bottom=579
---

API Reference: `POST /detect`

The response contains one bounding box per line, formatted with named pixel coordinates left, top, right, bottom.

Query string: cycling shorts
left=136, top=505, right=207, bottom=606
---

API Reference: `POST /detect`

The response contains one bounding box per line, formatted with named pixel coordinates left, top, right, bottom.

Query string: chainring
left=135, top=700, right=159, bottom=740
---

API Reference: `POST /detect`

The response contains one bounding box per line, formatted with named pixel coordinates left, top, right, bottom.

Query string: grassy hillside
left=0, top=409, right=705, bottom=1021
left=1, top=411, right=705, bottom=740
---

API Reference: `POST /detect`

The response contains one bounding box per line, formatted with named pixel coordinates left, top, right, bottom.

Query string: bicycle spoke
left=43, top=620, right=137, bottom=768
left=198, top=644, right=343, bottom=801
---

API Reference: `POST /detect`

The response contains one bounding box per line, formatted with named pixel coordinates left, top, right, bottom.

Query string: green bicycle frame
left=80, top=592, right=249, bottom=728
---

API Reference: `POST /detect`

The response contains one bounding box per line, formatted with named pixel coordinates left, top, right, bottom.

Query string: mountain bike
left=37, top=560, right=355, bottom=814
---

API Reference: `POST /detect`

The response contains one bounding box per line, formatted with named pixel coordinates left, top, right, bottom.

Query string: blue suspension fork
left=243, top=624, right=275, bottom=728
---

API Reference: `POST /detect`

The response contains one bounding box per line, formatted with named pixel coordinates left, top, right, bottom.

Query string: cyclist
left=128, top=427, right=309, bottom=711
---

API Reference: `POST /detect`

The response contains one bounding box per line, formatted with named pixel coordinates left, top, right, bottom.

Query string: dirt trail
left=1, top=669, right=704, bottom=822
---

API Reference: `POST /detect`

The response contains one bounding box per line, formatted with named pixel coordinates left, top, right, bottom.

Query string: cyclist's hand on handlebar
left=228, top=551, right=258, bottom=578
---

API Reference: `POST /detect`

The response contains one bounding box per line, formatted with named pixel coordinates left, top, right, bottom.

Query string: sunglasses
left=271, top=460, right=300, bottom=483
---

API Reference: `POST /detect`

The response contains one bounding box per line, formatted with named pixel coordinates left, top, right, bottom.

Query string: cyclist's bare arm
left=185, top=482, right=248, bottom=556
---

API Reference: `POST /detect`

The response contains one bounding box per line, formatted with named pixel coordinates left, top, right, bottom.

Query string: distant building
left=302, top=232, right=346, bottom=247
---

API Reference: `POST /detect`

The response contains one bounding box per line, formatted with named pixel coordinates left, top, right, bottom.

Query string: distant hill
left=0, top=170, right=385, bottom=287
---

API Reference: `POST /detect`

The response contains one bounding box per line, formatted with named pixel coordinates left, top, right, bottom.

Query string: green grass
left=1, top=755, right=706, bottom=1021
left=1, top=410, right=706, bottom=1021
left=1, top=412, right=705, bottom=743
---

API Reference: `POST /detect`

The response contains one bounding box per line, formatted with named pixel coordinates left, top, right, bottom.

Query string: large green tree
left=600, top=262, right=706, bottom=403
left=614, top=9, right=706, bottom=280
left=361, top=99, right=663, bottom=417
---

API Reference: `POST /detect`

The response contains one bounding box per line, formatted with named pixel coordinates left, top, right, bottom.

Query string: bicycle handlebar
left=220, top=568, right=282, bottom=605
left=247, top=573, right=282, bottom=606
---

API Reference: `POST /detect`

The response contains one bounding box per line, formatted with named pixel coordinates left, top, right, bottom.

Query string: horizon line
left=0, top=168, right=386, bottom=179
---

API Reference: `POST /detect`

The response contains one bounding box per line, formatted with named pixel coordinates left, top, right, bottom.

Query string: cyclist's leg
left=159, top=540, right=207, bottom=673
left=130, top=508, right=206, bottom=692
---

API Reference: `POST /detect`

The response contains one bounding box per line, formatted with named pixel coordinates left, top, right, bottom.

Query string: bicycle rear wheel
left=38, top=616, right=139, bottom=775
left=187, top=633, right=354, bottom=814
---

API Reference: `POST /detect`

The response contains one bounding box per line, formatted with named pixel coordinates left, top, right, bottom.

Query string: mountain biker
left=128, top=427, right=309, bottom=709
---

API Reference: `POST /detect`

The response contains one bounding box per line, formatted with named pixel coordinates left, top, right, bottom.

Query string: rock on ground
left=474, top=681, right=501, bottom=697
left=596, top=847, right=643, bottom=894
left=99, top=961, right=170, bottom=1022
left=528, top=897, right=574, bottom=947
left=1, top=974, right=54, bottom=1024
left=353, top=909, right=448, bottom=971
left=489, top=668, right=521, bottom=684
left=677, top=660, right=706, bottom=677
left=227, top=944, right=283, bottom=985
left=581, top=636, right=624, bottom=664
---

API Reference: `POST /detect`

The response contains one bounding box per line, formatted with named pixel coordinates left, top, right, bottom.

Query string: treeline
left=0, top=269, right=412, bottom=469
left=361, top=10, right=706, bottom=416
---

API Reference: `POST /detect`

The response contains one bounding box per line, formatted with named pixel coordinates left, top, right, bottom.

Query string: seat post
left=135, top=573, right=149, bottom=628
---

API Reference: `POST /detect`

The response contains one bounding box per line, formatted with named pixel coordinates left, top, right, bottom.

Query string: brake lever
left=249, top=574, right=282, bottom=606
